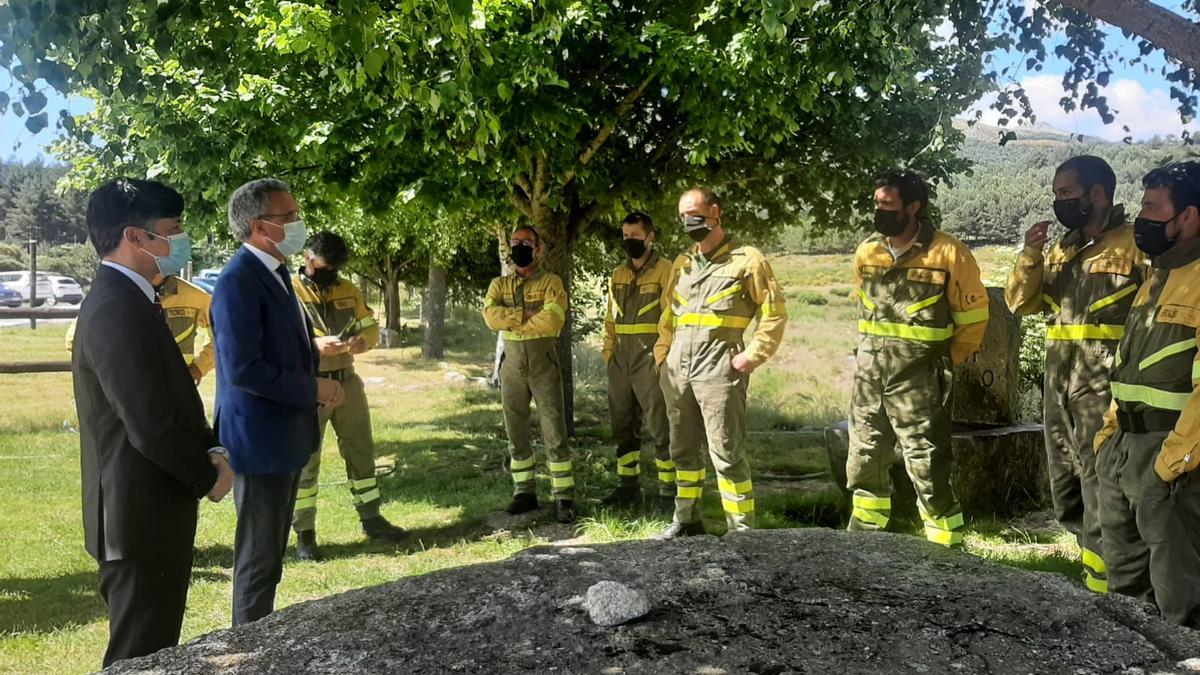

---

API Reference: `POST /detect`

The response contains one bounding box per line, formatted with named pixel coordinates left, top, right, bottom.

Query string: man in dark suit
left=211, top=178, right=344, bottom=626
left=72, top=178, right=234, bottom=667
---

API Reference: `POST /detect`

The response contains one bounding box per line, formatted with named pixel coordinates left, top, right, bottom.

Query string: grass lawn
left=0, top=249, right=1084, bottom=674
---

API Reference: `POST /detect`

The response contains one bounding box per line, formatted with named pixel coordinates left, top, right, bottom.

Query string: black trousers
left=97, top=552, right=193, bottom=667
left=232, top=471, right=300, bottom=626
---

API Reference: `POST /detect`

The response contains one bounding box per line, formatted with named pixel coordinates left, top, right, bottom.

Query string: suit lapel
left=238, top=247, right=309, bottom=346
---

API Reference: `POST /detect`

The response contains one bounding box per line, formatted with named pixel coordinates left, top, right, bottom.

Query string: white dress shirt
left=100, top=260, right=156, bottom=303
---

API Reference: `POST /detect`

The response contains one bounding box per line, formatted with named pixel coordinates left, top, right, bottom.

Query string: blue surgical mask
left=269, top=219, right=307, bottom=258
left=144, top=231, right=192, bottom=278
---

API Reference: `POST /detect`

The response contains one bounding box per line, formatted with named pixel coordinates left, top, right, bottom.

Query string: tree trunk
left=422, top=259, right=447, bottom=360
left=532, top=211, right=576, bottom=436
left=384, top=257, right=401, bottom=333
left=1056, top=0, right=1200, bottom=73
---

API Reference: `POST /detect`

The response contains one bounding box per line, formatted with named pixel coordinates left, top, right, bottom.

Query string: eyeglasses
left=510, top=239, right=536, bottom=248
left=256, top=210, right=302, bottom=222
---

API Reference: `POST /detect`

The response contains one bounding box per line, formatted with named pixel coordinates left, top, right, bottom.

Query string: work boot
left=295, top=530, right=321, bottom=561
left=506, top=493, right=539, bottom=515
left=651, top=520, right=705, bottom=540
left=555, top=499, right=577, bottom=524
left=601, top=483, right=642, bottom=507
left=361, top=515, right=406, bottom=542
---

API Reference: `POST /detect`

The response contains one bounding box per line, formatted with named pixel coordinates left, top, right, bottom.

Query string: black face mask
left=511, top=243, right=535, bottom=268
left=623, top=238, right=648, bottom=259
left=306, top=267, right=338, bottom=288
left=873, top=209, right=907, bottom=237
left=1133, top=216, right=1176, bottom=257
left=1053, top=196, right=1091, bottom=231
left=686, top=227, right=711, bottom=243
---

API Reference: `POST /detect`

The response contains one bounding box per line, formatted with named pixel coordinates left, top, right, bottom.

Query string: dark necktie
left=152, top=291, right=165, bottom=320
left=276, top=264, right=294, bottom=298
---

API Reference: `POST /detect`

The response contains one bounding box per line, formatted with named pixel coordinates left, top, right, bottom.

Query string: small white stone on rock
left=586, top=581, right=650, bottom=627
left=1177, top=659, right=1200, bottom=672
left=559, top=547, right=595, bottom=556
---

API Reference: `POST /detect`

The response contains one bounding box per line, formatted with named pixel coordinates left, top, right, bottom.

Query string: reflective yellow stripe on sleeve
left=1043, top=294, right=1061, bottom=314
left=543, top=303, right=566, bottom=320
left=951, top=306, right=989, bottom=325
left=856, top=288, right=876, bottom=311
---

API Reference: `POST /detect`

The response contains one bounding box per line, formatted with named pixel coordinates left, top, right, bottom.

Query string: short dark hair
left=874, top=171, right=929, bottom=214
left=1143, top=161, right=1200, bottom=214
left=1056, top=155, right=1117, bottom=201
left=684, top=188, right=721, bottom=208
left=622, top=212, right=655, bottom=234
left=86, top=178, right=185, bottom=256
left=512, top=225, right=540, bottom=245
left=304, top=230, right=350, bottom=266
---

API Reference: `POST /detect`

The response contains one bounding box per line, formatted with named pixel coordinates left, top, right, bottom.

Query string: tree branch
left=563, top=69, right=660, bottom=187
left=1054, top=0, right=1200, bottom=73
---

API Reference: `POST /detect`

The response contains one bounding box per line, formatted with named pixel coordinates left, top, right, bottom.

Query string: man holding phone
left=1005, top=155, right=1148, bottom=593
left=291, top=231, right=405, bottom=560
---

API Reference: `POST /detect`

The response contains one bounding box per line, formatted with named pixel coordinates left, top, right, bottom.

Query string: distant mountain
left=951, top=118, right=1102, bottom=145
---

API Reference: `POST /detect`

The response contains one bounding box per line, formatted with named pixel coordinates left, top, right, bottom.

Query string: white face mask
left=268, top=219, right=307, bottom=257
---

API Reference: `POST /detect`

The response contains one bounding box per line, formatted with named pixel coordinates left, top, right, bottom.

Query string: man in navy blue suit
left=211, top=178, right=345, bottom=625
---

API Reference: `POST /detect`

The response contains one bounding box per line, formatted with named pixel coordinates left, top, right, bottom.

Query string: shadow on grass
left=0, top=570, right=104, bottom=634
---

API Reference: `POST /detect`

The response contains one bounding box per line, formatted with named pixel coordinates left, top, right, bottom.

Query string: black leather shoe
left=651, top=520, right=705, bottom=540
left=601, top=483, right=642, bottom=507
left=295, top=530, right=321, bottom=561
left=555, top=499, right=577, bottom=524
left=506, top=493, right=539, bottom=515
left=361, top=515, right=406, bottom=542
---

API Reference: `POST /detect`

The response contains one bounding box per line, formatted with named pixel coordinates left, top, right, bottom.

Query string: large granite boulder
left=109, top=529, right=1200, bottom=674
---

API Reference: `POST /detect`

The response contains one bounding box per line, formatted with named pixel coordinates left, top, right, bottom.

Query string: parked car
left=0, top=282, right=21, bottom=308
left=190, top=277, right=216, bottom=293
left=0, top=271, right=54, bottom=306
left=44, top=275, right=85, bottom=305
left=195, top=268, right=222, bottom=283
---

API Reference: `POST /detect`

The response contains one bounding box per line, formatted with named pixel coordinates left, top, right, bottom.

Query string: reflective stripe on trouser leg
left=510, top=456, right=536, bottom=494
left=889, top=351, right=962, bottom=546
left=656, top=458, right=677, bottom=495
left=849, top=493, right=892, bottom=531
left=663, top=365, right=706, bottom=524
left=616, top=451, right=641, bottom=477
left=608, top=354, right=642, bottom=486
left=694, top=375, right=752, bottom=531
left=718, top=476, right=754, bottom=525
left=330, top=369, right=382, bottom=521
left=548, top=459, right=575, bottom=500
left=530, top=341, right=572, bottom=500
left=500, top=345, right=536, bottom=495
left=292, top=412, right=332, bottom=533
left=919, top=502, right=965, bottom=548
left=1082, top=546, right=1109, bottom=594
left=846, top=347, right=898, bottom=532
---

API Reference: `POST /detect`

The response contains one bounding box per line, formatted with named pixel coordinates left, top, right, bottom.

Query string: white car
left=45, top=275, right=84, bottom=305
left=0, top=271, right=54, bottom=307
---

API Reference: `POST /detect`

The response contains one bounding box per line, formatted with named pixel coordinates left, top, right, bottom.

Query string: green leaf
left=364, top=47, right=387, bottom=78
left=23, top=90, right=47, bottom=114
left=24, top=112, right=48, bottom=134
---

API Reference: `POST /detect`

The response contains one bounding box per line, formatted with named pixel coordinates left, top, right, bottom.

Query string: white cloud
left=967, top=73, right=1197, bottom=141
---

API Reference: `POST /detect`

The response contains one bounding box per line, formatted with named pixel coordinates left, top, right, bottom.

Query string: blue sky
left=2, top=2, right=1197, bottom=164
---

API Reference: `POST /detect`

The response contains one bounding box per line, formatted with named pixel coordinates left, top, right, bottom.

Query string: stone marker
left=953, top=287, right=1021, bottom=427
left=585, top=580, right=651, bottom=627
